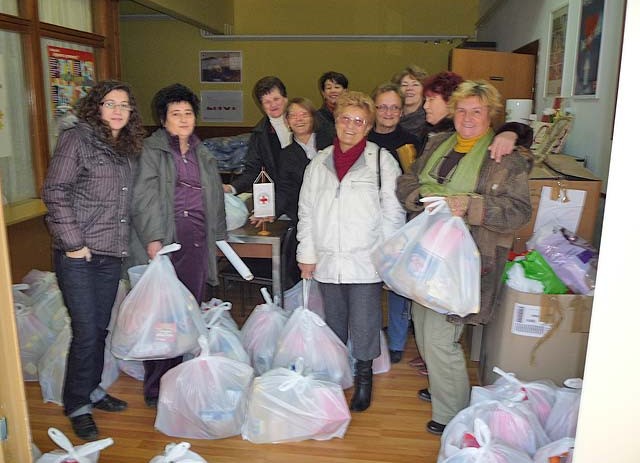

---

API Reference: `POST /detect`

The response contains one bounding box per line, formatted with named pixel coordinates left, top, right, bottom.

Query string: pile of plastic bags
left=438, top=367, right=581, bottom=462
left=504, top=226, right=598, bottom=296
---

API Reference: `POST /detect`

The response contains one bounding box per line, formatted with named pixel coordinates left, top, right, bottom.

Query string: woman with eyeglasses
left=396, top=80, right=533, bottom=436
left=297, top=91, right=405, bottom=412
left=128, top=83, right=227, bottom=410
left=367, top=83, right=419, bottom=366
left=43, top=80, right=147, bottom=440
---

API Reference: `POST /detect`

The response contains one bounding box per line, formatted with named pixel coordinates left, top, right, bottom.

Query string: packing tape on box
left=530, top=296, right=564, bottom=366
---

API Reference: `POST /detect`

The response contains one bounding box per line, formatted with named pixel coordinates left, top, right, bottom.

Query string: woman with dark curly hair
left=129, top=83, right=226, bottom=409
left=43, top=80, right=146, bottom=440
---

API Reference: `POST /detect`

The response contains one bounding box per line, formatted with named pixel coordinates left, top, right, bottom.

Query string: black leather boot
left=350, top=359, right=373, bottom=412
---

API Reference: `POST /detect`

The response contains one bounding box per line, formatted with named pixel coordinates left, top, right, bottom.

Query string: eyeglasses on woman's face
left=375, top=104, right=402, bottom=113
left=101, top=100, right=132, bottom=112
left=337, top=115, right=367, bottom=128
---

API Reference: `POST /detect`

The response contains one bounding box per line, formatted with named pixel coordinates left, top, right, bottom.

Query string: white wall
left=572, top=2, right=640, bottom=461
left=477, top=0, right=625, bottom=191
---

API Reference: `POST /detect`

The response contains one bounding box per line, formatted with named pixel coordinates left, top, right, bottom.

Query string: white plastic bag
left=204, top=304, right=250, bottom=364
left=470, top=367, right=557, bottom=426
left=533, top=438, right=574, bottom=463
left=15, top=303, right=55, bottom=381
left=155, top=336, right=254, bottom=439
left=21, top=271, right=69, bottom=333
left=544, top=386, right=581, bottom=440
left=439, top=418, right=533, bottom=463
left=283, top=278, right=325, bottom=319
left=36, top=427, right=113, bottom=463
left=443, top=399, right=550, bottom=457
left=38, top=325, right=70, bottom=405
left=240, top=289, right=287, bottom=375
left=224, top=192, right=249, bottom=230
left=201, top=299, right=240, bottom=335
left=372, top=199, right=480, bottom=316
left=273, top=279, right=352, bottom=388
left=111, top=244, right=206, bottom=360
left=242, top=361, right=351, bottom=444
left=148, top=442, right=207, bottom=463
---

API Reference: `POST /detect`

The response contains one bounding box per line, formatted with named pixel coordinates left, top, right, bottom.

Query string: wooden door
left=450, top=48, right=535, bottom=125
left=0, top=183, right=33, bottom=462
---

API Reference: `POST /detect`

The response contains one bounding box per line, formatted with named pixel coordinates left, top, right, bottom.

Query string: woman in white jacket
left=297, top=91, right=405, bottom=411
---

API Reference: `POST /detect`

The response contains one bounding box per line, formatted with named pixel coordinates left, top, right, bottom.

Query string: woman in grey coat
left=129, top=83, right=226, bottom=408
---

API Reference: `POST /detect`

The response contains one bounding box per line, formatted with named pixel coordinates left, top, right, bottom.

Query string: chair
left=218, top=225, right=299, bottom=316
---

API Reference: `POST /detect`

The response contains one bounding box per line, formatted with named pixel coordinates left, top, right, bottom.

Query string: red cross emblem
left=259, top=194, right=269, bottom=204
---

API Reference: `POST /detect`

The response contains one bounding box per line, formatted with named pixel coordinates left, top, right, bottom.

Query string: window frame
left=0, top=0, right=119, bottom=212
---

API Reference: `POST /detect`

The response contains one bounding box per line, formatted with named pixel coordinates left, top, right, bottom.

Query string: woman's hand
left=488, top=131, right=517, bottom=162
left=66, top=246, right=92, bottom=261
left=223, top=184, right=234, bottom=193
left=298, top=263, right=316, bottom=280
left=249, top=215, right=275, bottom=228
left=146, top=240, right=163, bottom=260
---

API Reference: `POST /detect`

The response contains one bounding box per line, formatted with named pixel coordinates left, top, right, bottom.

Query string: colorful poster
left=574, top=0, right=604, bottom=97
left=47, top=46, right=95, bottom=116
left=546, top=5, right=568, bottom=97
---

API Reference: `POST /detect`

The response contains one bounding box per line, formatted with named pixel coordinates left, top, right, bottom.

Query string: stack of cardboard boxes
left=480, top=155, right=601, bottom=385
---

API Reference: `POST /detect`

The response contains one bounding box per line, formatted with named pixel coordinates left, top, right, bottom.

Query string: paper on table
left=216, top=240, right=254, bottom=280
left=533, top=186, right=586, bottom=234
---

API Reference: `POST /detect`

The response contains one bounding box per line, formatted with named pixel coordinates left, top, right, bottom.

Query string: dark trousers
left=54, top=250, right=121, bottom=415
left=318, top=282, right=382, bottom=361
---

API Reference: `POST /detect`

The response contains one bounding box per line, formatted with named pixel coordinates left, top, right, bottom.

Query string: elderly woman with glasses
left=396, top=80, right=533, bottom=436
left=297, top=91, right=405, bottom=412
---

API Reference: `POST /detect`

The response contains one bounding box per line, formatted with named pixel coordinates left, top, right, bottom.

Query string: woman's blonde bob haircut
left=334, top=91, right=376, bottom=126
left=448, top=80, right=503, bottom=119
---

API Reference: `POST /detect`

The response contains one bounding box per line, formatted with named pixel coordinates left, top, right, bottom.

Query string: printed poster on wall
left=201, top=90, right=243, bottom=122
left=47, top=46, right=95, bottom=117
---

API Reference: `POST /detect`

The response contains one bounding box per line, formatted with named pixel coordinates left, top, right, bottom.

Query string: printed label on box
left=511, top=303, right=552, bottom=338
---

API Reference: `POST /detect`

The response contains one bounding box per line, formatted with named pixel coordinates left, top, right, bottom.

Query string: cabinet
left=450, top=49, right=535, bottom=125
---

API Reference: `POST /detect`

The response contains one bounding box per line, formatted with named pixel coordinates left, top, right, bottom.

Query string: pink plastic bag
left=111, top=245, right=206, bottom=360
left=241, top=361, right=350, bottom=444
left=155, top=337, right=254, bottom=439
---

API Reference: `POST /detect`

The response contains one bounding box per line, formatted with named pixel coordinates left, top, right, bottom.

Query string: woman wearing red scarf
left=297, top=91, right=405, bottom=412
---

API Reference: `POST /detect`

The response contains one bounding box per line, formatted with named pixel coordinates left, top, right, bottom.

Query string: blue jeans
left=387, top=290, right=410, bottom=352
left=54, top=250, right=121, bottom=415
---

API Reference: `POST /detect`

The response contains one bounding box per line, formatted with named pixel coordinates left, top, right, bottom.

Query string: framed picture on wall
left=573, top=0, right=605, bottom=98
left=201, top=90, right=243, bottom=122
left=200, top=51, right=242, bottom=83
left=545, top=5, right=568, bottom=97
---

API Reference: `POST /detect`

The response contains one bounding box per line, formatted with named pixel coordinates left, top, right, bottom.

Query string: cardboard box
left=479, top=286, right=592, bottom=386
left=512, top=155, right=602, bottom=253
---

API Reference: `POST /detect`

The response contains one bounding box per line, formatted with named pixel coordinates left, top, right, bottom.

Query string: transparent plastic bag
left=372, top=199, right=480, bottom=316
left=240, top=289, right=287, bottom=375
left=283, top=278, right=325, bottom=319
left=443, top=399, right=550, bottom=457
left=470, top=367, right=557, bottom=426
left=155, top=337, right=254, bottom=440
left=224, top=192, right=249, bottom=230
left=15, top=303, right=55, bottom=381
left=533, top=437, right=574, bottom=463
left=38, top=325, right=70, bottom=405
left=439, top=418, right=533, bottom=463
left=148, top=442, right=207, bottom=463
left=544, top=386, right=581, bottom=440
left=111, top=244, right=206, bottom=360
left=204, top=304, right=250, bottom=364
left=241, top=360, right=351, bottom=444
left=36, top=427, right=113, bottom=463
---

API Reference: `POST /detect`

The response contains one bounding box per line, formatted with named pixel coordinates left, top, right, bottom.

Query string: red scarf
left=333, top=137, right=367, bottom=182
